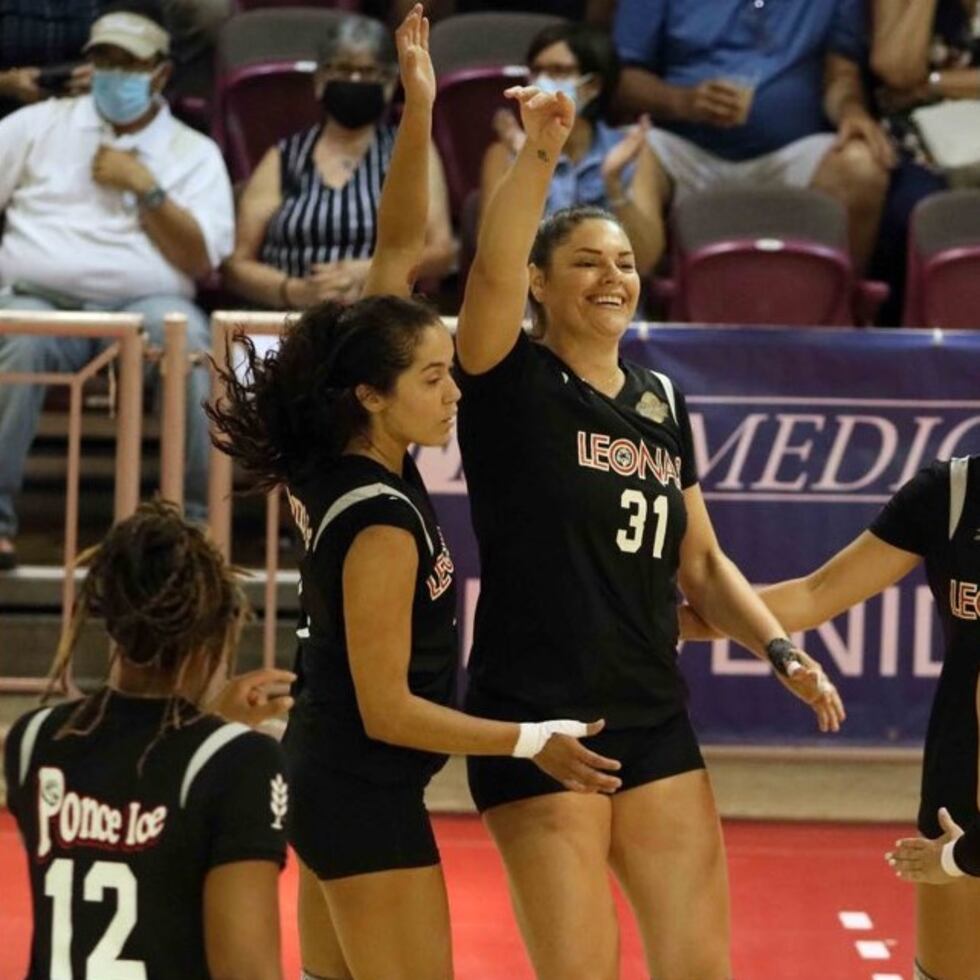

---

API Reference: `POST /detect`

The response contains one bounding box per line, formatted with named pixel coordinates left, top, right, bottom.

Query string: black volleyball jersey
left=870, top=456, right=980, bottom=847
left=284, top=454, right=458, bottom=783
left=457, top=331, right=698, bottom=727
left=3, top=692, right=287, bottom=980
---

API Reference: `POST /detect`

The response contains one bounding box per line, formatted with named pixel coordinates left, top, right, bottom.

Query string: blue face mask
left=92, top=69, right=155, bottom=125
left=531, top=72, right=596, bottom=112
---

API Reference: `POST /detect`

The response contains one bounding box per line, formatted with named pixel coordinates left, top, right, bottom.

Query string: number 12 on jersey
left=616, top=489, right=668, bottom=557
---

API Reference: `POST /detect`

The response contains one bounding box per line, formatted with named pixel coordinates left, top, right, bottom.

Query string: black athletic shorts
left=467, top=705, right=706, bottom=813
left=287, top=766, right=440, bottom=881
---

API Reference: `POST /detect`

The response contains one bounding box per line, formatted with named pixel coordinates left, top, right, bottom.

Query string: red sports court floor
left=0, top=811, right=916, bottom=978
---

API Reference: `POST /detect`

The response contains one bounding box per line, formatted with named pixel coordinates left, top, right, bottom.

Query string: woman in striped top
left=223, top=12, right=455, bottom=310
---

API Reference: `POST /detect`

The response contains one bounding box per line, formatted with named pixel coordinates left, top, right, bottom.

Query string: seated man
left=613, top=0, right=895, bottom=269
left=0, top=0, right=234, bottom=568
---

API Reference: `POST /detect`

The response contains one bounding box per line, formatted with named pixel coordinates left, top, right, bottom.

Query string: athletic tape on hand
left=513, top=720, right=591, bottom=758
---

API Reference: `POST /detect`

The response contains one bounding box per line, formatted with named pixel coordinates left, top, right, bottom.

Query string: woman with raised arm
left=454, top=85, right=845, bottom=980
left=3, top=500, right=293, bottom=980
left=207, top=10, right=617, bottom=980
left=682, top=454, right=980, bottom=980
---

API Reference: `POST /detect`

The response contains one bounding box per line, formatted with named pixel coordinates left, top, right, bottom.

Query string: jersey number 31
left=45, top=858, right=145, bottom=979
left=616, top=489, right=668, bottom=557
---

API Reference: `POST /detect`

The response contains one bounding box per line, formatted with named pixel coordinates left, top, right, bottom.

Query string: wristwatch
left=928, top=70, right=942, bottom=95
left=138, top=184, right=167, bottom=211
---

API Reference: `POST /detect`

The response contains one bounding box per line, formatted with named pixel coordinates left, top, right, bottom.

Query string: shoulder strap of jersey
left=311, top=482, right=434, bottom=556
left=18, top=706, right=55, bottom=786
left=648, top=370, right=678, bottom=423
left=179, top=721, right=250, bottom=808
left=949, top=456, right=969, bottom=540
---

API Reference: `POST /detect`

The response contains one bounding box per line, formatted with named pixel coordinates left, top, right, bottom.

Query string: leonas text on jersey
left=576, top=431, right=683, bottom=490
left=427, top=527, right=454, bottom=600
left=35, top=766, right=167, bottom=860
left=951, top=579, right=980, bottom=622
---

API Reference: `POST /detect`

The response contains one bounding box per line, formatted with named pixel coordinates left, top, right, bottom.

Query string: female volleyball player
left=3, top=500, right=290, bottom=979
left=683, top=454, right=980, bottom=980
left=454, top=86, right=845, bottom=980
left=207, top=10, right=615, bottom=979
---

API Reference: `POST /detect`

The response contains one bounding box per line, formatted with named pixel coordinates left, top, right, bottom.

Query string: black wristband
left=766, top=637, right=797, bottom=676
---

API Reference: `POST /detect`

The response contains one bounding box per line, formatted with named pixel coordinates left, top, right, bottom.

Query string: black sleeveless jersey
left=3, top=692, right=287, bottom=980
left=457, top=331, right=698, bottom=727
left=283, top=454, right=458, bottom=784
left=870, top=456, right=980, bottom=847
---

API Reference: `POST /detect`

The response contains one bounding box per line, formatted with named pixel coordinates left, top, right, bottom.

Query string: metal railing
left=0, top=310, right=192, bottom=693
left=209, top=310, right=296, bottom=669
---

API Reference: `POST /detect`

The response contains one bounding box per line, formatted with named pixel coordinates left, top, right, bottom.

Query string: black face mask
left=321, top=80, right=387, bottom=129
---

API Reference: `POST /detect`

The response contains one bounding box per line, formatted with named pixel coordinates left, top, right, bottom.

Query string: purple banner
left=414, top=326, right=980, bottom=746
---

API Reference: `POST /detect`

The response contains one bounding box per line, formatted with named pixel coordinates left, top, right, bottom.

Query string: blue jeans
left=0, top=293, right=211, bottom=537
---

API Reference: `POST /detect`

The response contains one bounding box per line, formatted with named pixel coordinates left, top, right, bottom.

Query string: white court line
left=839, top=911, right=873, bottom=930
left=856, top=940, right=891, bottom=960
left=871, top=974, right=903, bottom=980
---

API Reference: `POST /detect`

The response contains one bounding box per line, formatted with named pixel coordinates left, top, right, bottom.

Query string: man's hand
left=834, top=109, right=896, bottom=169
left=0, top=67, right=43, bottom=104
left=91, top=145, right=156, bottom=195
left=677, top=80, right=744, bottom=128
left=887, top=808, right=966, bottom=885
left=67, top=63, right=93, bottom=96
left=396, top=3, right=435, bottom=108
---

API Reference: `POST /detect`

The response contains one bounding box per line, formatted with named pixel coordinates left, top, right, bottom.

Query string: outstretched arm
left=456, top=87, right=574, bottom=375
left=363, top=5, right=435, bottom=299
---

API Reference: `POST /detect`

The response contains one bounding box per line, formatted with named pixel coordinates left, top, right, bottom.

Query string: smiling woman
left=454, top=85, right=844, bottom=980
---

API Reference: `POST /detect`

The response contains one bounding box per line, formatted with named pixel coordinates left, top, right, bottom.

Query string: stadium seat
left=233, top=0, right=361, bottom=11
left=655, top=186, right=887, bottom=327
left=429, top=12, right=565, bottom=219
left=903, top=189, right=980, bottom=329
left=213, top=7, right=348, bottom=182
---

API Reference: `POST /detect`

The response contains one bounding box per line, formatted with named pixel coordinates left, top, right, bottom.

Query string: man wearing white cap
left=0, top=0, right=234, bottom=569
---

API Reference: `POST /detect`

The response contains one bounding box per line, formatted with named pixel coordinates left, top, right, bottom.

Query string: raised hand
left=395, top=3, right=435, bottom=107
left=493, top=107, right=526, bottom=156
left=773, top=646, right=846, bottom=733
left=504, top=85, right=574, bottom=156
left=601, top=113, right=651, bottom=185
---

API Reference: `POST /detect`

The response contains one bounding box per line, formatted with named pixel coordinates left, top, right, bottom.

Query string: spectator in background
left=0, top=0, right=102, bottom=118
left=868, top=0, right=979, bottom=324
left=223, top=13, right=455, bottom=310
left=614, top=0, right=895, bottom=270
left=0, top=1, right=234, bottom=569
left=480, top=23, right=664, bottom=277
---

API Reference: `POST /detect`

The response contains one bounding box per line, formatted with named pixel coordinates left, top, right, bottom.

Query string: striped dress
left=259, top=123, right=396, bottom=278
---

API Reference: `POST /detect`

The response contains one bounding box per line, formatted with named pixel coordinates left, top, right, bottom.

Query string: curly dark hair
left=206, top=295, right=440, bottom=493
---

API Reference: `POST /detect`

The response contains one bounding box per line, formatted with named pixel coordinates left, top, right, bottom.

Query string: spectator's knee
left=0, top=335, right=55, bottom=372
left=831, top=140, right=889, bottom=202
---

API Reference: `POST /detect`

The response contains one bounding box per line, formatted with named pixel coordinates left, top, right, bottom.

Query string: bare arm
left=343, top=525, right=621, bottom=790
left=204, top=861, right=282, bottom=980
left=477, top=139, right=512, bottom=223
left=414, top=141, right=457, bottom=281
left=678, top=484, right=845, bottom=731
left=871, top=0, right=940, bottom=88
left=363, top=5, right=435, bottom=299
left=456, top=86, right=574, bottom=375
left=221, top=147, right=286, bottom=307
left=823, top=53, right=895, bottom=167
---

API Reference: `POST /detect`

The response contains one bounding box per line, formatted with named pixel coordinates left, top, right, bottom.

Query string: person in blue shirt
left=613, top=0, right=896, bottom=270
left=480, top=22, right=664, bottom=277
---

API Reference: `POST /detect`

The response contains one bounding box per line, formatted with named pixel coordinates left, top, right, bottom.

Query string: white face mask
left=531, top=72, right=596, bottom=111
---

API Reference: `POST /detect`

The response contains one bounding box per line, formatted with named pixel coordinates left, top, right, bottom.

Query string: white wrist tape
left=512, top=720, right=590, bottom=758
left=941, top=839, right=966, bottom=877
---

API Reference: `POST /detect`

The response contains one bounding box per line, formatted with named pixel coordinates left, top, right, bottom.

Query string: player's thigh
left=917, top=877, right=980, bottom=979
left=483, top=792, right=619, bottom=980
left=296, top=856, right=351, bottom=980
left=609, top=769, right=731, bottom=980
left=321, top=863, right=453, bottom=980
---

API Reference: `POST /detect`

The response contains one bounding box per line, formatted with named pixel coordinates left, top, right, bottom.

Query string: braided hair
left=46, top=499, right=248, bottom=764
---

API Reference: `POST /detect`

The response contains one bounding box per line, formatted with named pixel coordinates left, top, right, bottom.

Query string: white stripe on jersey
left=311, top=483, right=434, bottom=556
left=19, top=706, right=54, bottom=785
left=649, top=370, right=677, bottom=423
left=950, top=457, right=969, bottom=540
left=180, top=722, right=250, bottom=808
